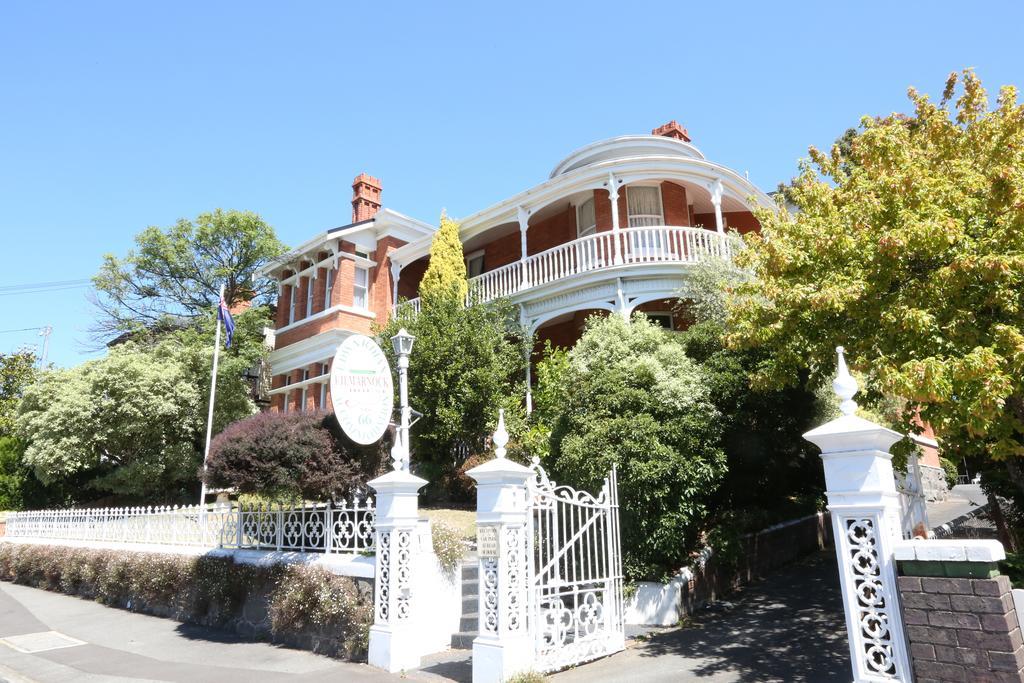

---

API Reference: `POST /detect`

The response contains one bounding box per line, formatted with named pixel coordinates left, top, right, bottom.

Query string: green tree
left=16, top=307, right=272, bottom=501
left=0, top=350, right=36, bottom=437
left=378, top=296, right=528, bottom=495
left=92, top=209, right=286, bottom=339
left=539, top=314, right=726, bottom=581
left=727, top=70, right=1024, bottom=531
left=418, top=214, right=468, bottom=305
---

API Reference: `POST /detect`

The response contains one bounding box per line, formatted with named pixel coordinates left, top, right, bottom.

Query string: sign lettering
left=329, top=335, right=394, bottom=445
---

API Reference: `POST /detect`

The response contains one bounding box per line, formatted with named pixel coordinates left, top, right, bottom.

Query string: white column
left=608, top=172, right=623, bottom=265
left=517, top=205, right=530, bottom=289
left=521, top=305, right=533, bottom=414
left=467, top=411, right=535, bottom=682
left=367, top=468, right=428, bottom=673
left=803, top=347, right=913, bottom=682
left=710, top=178, right=725, bottom=234
left=390, top=262, right=402, bottom=313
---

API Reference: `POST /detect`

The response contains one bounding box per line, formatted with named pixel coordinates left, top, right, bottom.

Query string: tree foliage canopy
left=379, top=296, right=528, bottom=494
left=92, top=209, right=286, bottom=339
left=729, top=70, right=1024, bottom=469
left=0, top=351, right=36, bottom=438
left=539, top=314, right=726, bottom=581
left=16, top=307, right=272, bottom=500
left=418, top=214, right=468, bottom=306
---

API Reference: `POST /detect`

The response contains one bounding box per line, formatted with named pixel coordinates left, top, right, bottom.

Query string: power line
left=0, top=278, right=91, bottom=292
left=0, top=283, right=92, bottom=297
left=0, top=327, right=46, bottom=334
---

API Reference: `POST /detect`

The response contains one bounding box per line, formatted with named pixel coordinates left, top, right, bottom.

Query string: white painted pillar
left=803, top=347, right=913, bottom=682
left=608, top=172, right=623, bottom=265
left=467, top=411, right=535, bottom=683
left=521, top=305, right=533, bottom=415
left=367, top=468, right=428, bottom=673
left=710, top=178, right=725, bottom=234
left=390, top=262, right=403, bottom=313
left=517, top=206, right=530, bottom=289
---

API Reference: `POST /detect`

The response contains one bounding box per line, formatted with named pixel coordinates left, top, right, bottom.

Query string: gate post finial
left=494, top=409, right=509, bottom=459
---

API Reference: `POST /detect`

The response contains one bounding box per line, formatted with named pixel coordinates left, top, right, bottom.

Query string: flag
left=218, top=297, right=236, bottom=348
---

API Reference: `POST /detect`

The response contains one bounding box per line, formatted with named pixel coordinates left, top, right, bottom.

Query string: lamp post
left=391, top=328, right=416, bottom=472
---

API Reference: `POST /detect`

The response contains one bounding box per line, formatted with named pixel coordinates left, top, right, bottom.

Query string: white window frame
left=353, top=266, right=369, bottom=310
left=319, top=378, right=328, bottom=410
left=288, top=284, right=297, bottom=324
left=282, top=376, right=291, bottom=413
left=305, top=276, right=314, bottom=317
left=324, top=268, right=333, bottom=308
left=626, top=185, right=665, bottom=228
left=299, top=369, right=309, bottom=413
left=465, top=250, right=485, bottom=278
left=576, top=196, right=597, bottom=237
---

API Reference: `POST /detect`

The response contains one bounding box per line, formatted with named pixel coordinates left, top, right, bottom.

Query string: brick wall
left=661, top=182, right=689, bottom=226
left=693, top=210, right=761, bottom=233
left=897, top=545, right=1024, bottom=682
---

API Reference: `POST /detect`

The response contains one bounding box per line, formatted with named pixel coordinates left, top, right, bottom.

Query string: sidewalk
left=928, top=483, right=990, bottom=531
left=0, top=581, right=393, bottom=682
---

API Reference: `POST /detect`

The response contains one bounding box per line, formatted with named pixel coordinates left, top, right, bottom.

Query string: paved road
left=0, top=551, right=849, bottom=682
left=551, top=551, right=849, bottom=683
left=928, top=483, right=988, bottom=529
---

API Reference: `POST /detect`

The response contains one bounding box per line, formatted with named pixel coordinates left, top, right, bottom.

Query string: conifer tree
left=419, top=214, right=468, bottom=306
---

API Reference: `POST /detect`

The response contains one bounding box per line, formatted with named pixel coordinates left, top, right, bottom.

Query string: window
left=355, top=249, right=370, bottom=260
left=466, top=251, right=485, bottom=278
left=626, top=186, right=664, bottom=227
left=305, top=276, right=314, bottom=317
left=319, top=364, right=329, bottom=409
left=282, top=376, right=291, bottom=413
left=300, top=369, right=309, bottom=413
left=288, top=284, right=296, bottom=324
left=324, top=267, right=333, bottom=308
left=577, top=197, right=596, bottom=237
left=353, top=266, right=369, bottom=309
left=644, top=312, right=674, bottom=330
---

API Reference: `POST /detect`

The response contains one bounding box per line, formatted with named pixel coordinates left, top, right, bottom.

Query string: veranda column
left=467, top=411, right=534, bottom=682
left=367, top=468, right=428, bottom=673
left=390, top=262, right=402, bottom=313
left=803, top=347, right=913, bottom=682
left=710, top=178, right=725, bottom=234
left=607, top=172, right=623, bottom=265
left=517, top=205, right=530, bottom=289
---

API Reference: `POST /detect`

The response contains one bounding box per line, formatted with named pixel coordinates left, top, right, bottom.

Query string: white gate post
left=803, top=347, right=913, bottom=682
left=467, top=410, right=535, bottom=683
left=367, top=468, right=428, bottom=673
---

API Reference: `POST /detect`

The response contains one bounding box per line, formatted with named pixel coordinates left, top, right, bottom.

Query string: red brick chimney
left=351, top=173, right=382, bottom=222
left=652, top=120, right=691, bottom=142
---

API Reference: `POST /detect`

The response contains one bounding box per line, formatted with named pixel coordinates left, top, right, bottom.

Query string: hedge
left=0, top=543, right=373, bottom=659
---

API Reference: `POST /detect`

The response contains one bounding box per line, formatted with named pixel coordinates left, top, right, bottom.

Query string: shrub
left=540, top=314, right=726, bottom=582
left=430, top=522, right=465, bottom=576
left=204, top=411, right=361, bottom=501
left=940, top=457, right=960, bottom=489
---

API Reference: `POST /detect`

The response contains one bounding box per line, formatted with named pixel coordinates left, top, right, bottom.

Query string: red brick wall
left=595, top=189, right=613, bottom=232
left=661, top=182, right=689, bottom=226
left=693, top=210, right=761, bottom=233
left=482, top=231, right=521, bottom=271
left=527, top=204, right=576, bottom=255
left=399, top=257, right=428, bottom=300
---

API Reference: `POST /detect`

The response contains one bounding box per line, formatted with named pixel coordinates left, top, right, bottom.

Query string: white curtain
left=577, top=197, right=596, bottom=236
left=627, top=186, right=663, bottom=227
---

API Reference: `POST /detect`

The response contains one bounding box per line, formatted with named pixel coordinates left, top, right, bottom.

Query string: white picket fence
left=4, top=498, right=376, bottom=554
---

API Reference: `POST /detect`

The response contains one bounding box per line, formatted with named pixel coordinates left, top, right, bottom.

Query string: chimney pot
left=352, top=173, right=382, bottom=222
left=652, top=120, right=691, bottom=142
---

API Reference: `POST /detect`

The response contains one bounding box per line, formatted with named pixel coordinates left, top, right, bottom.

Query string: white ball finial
left=493, top=409, right=509, bottom=459
left=833, top=346, right=859, bottom=416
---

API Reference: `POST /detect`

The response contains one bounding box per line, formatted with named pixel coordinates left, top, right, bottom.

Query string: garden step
left=460, top=614, right=479, bottom=631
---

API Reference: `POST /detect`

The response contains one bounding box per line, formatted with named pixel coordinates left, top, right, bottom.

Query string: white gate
left=526, top=458, right=625, bottom=673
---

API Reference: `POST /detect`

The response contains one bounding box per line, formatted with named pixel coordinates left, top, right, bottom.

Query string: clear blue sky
left=2, top=1, right=1022, bottom=367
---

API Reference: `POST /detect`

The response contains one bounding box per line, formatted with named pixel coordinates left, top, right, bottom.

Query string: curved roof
left=550, top=135, right=705, bottom=178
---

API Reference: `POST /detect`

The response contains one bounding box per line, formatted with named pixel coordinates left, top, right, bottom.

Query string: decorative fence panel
left=526, top=459, right=625, bottom=673
left=4, top=498, right=376, bottom=554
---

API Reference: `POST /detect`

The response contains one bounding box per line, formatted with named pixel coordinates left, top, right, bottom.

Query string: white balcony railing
left=402, top=226, right=729, bottom=310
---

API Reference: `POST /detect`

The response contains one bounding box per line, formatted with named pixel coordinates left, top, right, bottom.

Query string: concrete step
left=460, top=614, right=479, bottom=632
left=451, top=631, right=478, bottom=650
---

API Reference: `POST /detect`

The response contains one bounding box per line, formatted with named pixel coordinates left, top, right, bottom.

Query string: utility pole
left=37, top=326, right=52, bottom=367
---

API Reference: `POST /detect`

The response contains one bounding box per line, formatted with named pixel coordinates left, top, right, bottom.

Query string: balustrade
left=403, top=226, right=729, bottom=312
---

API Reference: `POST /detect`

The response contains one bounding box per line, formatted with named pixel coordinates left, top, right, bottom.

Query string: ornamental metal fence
left=4, top=497, right=376, bottom=554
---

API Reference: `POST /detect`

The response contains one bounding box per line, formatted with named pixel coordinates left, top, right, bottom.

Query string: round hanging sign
left=329, top=334, right=394, bottom=445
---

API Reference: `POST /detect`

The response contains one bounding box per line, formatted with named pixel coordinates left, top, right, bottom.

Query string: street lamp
left=391, top=328, right=416, bottom=471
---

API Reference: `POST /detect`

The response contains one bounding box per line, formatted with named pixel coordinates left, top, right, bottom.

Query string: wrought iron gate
left=526, top=458, right=625, bottom=673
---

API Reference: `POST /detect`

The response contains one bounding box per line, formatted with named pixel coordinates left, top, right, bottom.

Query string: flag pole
left=199, top=283, right=225, bottom=508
